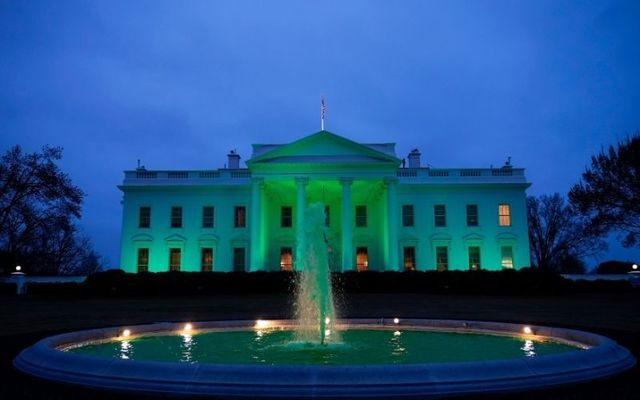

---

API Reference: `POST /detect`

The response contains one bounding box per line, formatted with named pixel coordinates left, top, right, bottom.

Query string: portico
left=245, top=131, right=401, bottom=271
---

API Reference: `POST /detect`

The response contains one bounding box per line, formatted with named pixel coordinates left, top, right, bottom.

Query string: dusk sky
left=1, top=1, right=639, bottom=268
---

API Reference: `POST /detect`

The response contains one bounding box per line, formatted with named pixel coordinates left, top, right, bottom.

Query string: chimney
left=227, top=150, right=241, bottom=169
left=408, top=149, right=421, bottom=168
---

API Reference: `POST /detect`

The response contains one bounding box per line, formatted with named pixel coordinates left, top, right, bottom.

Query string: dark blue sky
left=1, top=1, right=639, bottom=268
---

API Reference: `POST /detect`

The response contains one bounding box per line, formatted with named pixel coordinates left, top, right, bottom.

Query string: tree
left=569, top=134, right=640, bottom=247
left=0, top=145, right=102, bottom=275
left=527, top=194, right=606, bottom=272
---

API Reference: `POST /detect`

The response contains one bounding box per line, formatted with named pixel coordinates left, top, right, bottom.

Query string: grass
left=1, top=292, right=638, bottom=399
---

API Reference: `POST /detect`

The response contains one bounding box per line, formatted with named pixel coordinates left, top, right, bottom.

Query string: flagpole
left=321, top=96, right=325, bottom=131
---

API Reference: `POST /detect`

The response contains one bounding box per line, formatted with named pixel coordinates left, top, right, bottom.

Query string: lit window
left=466, top=204, right=478, bottom=226
left=233, top=247, right=245, bottom=271
left=402, top=205, right=414, bottom=227
left=404, top=247, right=416, bottom=271
left=356, top=247, right=368, bottom=271
left=234, top=206, right=246, bottom=228
left=468, top=246, right=481, bottom=270
left=280, top=247, right=293, bottom=271
left=201, top=248, right=213, bottom=272
left=355, top=205, right=367, bottom=227
left=281, top=206, right=292, bottom=228
left=434, top=205, right=446, bottom=227
left=498, top=204, right=511, bottom=226
left=139, top=207, right=151, bottom=228
left=169, top=248, right=181, bottom=271
left=170, top=206, right=182, bottom=228
left=137, top=248, right=149, bottom=273
left=501, top=246, right=514, bottom=269
left=436, top=246, right=448, bottom=271
left=202, top=206, right=214, bottom=228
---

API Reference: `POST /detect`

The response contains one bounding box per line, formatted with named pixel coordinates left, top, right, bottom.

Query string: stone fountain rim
left=13, top=318, right=636, bottom=398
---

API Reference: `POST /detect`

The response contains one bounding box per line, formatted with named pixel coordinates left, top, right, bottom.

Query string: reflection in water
left=390, top=330, right=406, bottom=359
left=521, top=339, right=536, bottom=357
left=181, top=334, right=194, bottom=363
left=119, top=340, right=132, bottom=360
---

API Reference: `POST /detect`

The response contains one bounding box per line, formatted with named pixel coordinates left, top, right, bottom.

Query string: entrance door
left=403, top=246, right=416, bottom=271
left=356, top=247, right=368, bottom=271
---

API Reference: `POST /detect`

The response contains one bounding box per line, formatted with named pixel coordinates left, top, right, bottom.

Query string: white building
left=119, top=131, right=531, bottom=272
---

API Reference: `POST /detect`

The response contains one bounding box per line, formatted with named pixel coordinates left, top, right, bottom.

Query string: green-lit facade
left=118, top=131, right=531, bottom=272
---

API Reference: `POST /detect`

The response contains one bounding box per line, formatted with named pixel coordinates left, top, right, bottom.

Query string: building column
left=250, top=177, right=264, bottom=271
left=340, top=178, right=354, bottom=271
left=295, top=177, right=308, bottom=271
left=385, top=177, right=399, bottom=271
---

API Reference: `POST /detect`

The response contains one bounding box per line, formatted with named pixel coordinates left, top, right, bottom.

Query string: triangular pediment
left=247, top=131, right=400, bottom=166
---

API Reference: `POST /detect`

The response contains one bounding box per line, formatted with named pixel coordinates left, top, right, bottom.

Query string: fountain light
left=255, top=319, right=270, bottom=329
left=122, top=329, right=131, bottom=338
left=393, top=318, right=400, bottom=324
left=523, top=326, right=533, bottom=335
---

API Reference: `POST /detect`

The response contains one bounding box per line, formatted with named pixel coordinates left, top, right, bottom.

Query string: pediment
left=463, top=233, right=485, bottom=242
left=198, top=233, right=220, bottom=243
left=164, top=234, right=188, bottom=242
left=247, top=131, right=400, bottom=166
left=131, top=233, right=154, bottom=242
left=430, top=232, right=452, bottom=242
left=496, top=232, right=518, bottom=241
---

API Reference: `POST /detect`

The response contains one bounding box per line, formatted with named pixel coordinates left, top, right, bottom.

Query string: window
left=281, top=206, right=292, bottom=228
left=169, top=248, right=181, bottom=271
left=170, top=206, right=182, bottom=228
left=468, top=246, right=481, bottom=270
left=355, top=205, right=367, bottom=227
left=233, top=247, right=246, bottom=272
left=501, top=246, right=514, bottom=269
left=280, top=247, right=293, bottom=271
left=201, top=248, right=213, bottom=272
left=436, top=246, right=448, bottom=271
left=466, top=204, right=478, bottom=226
left=137, top=248, right=149, bottom=273
left=356, top=247, right=368, bottom=271
left=325, top=205, right=330, bottom=227
left=402, top=205, right=414, bottom=227
left=139, top=207, right=151, bottom=228
left=434, top=205, right=446, bottom=227
left=498, top=204, right=511, bottom=226
left=202, top=206, right=214, bottom=228
left=403, top=247, right=416, bottom=271
left=234, top=206, right=246, bottom=228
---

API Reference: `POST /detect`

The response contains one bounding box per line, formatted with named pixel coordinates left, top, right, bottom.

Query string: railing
left=124, top=169, right=251, bottom=185
left=396, top=167, right=526, bottom=183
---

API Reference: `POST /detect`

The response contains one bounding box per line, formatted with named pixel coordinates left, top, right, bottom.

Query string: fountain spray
left=293, top=203, right=338, bottom=345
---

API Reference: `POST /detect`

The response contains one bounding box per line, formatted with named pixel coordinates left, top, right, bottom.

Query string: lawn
left=1, top=292, right=638, bottom=399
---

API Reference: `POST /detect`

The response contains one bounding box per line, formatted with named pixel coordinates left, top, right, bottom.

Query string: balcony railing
left=396, top=167, right=526, bottom=183
left=124, top=169, right=251, bottom=185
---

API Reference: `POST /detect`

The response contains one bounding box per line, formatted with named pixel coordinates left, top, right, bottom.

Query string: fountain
left=293, top=203, right=337, bottom=345
left=12, top=204, right=636, bottom=398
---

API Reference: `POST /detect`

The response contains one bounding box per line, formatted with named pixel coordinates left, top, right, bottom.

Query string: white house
left=118, top=130, right=531, bottom=272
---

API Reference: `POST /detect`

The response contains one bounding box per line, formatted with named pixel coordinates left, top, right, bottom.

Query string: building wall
left=396, top=185, right=530, bottom=270
left=119, top=186, right=250, bottom=273
left=119, top=182, right=530, bottom=272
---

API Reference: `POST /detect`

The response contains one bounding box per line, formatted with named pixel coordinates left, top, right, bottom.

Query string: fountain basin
left=14, top=319, right=635, bottom=398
